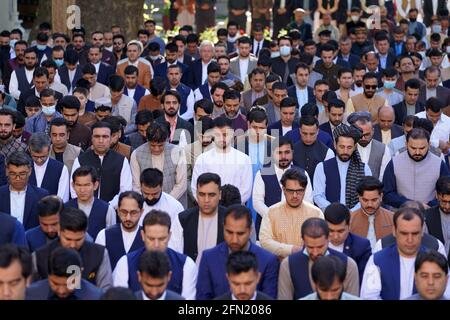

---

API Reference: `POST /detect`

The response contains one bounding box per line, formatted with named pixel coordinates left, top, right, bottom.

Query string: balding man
left=373, top=106, right=404, bottom=145
left=189, top=40, right=215, bottom=89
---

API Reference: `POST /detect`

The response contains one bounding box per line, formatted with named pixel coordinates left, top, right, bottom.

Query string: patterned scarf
left=345, top=148, right=365, bottom=209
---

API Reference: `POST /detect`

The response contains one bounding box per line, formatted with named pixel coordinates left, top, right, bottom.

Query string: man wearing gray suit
left=241, top=68, right=267, bottom=114
left=230, top=37, right=258, bottom=84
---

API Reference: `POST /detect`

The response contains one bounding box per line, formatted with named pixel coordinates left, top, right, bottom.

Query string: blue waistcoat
left=15, top=67, right=33, bottom=93
left=288, top=248, right=348, bottom=300
left=125, top=85, right=147, bottom=106
left=65, top=198, right=109, bottom=239
left=29, top=158, right=64, bottom=196
left=323, top=158, right=341, bottom=203
left=127, top=247, right=186, bottom=294
left=173, top=83, right=192, bottom=115
left=0, top=213, right=17, bottom=245
left=25, top=226, right=49, bottom=252
left=105, top=224, right=144, bottom=270
left=198, top=84, right=212, bottom=103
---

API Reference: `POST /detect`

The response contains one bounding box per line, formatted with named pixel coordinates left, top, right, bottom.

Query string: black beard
left=145, top=195, right=161, bottom=206
left=407, top=150, right=427, bottom=162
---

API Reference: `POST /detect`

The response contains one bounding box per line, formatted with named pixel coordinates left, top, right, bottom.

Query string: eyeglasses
left=8, top=172, right=28, bottom=180
left=284, top=188, right=305, bottom=195
left=118, top=209, right=141, bottom=217
left=364, top=85, right=378, bottom=90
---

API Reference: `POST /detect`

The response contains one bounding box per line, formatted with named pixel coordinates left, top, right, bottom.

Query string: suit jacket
left=423, top=0, right=447, bottom=27
left=197, top=241, right=279, bottom=300
left=250, top=38, right=270, bottom=56
left=376, top=51, right=397, bottom=70
left=117, top=59, right=152, bottom=89
left=155, top=115, right=194, bottom=144
left=241, top=89, right=268, bottom=114
left=230, top=56, right=258, bottom=81
left=390, top=41, right=407, bottom=57
left=337, top=52, right=360, bottom=69
left=26, top=279, right=103, bottom=300
left=392, top=100, right=424, bottom=126
left=214, top=291, right=274, bottom=300
left=268, top=120, right=300, bottom=138
left=0, top=184, right=49, bottom=230
left=271, top=57, right=300, bottom=84
left=373, top=123, right=404, bottom=143
left=134, top=289, right=185, bottom=300
left=418, top=86, right=450, bottom=107
left=319, top=121, right=333, bottom=138
left=154, top=61, right=189, bottom=85
left=96, top=62, right=115, bottom=86
left=343, top=233, right=372, bottom=284
left=188, top=59, right=207, bottom=89
left=58, top=65, right=83, bottom=93
left=287, top=85, right=315, bottom=108
left=178, top=206, right=227, bottom=261
left=181, top=53, right=194, bottom=67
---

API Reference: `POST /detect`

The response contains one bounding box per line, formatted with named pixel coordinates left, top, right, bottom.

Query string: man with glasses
left=346, top=72, right=388, bottom=123
left=260, top=168, right=323, bottom=259
left=0, top=152, right=49, bottom=230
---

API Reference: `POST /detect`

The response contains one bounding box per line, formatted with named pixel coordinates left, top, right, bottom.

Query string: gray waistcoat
left=134, top=142, right=187, bottom=206
left=393, top=151, right=442, bottom=203
left=368, top=140, right=386, bottom=179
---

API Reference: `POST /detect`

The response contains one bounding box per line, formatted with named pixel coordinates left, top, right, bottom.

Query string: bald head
left=378, top=105, right=395, bottom=131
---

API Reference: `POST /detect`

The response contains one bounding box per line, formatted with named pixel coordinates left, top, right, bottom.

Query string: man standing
left=59, top=95, right=92, bottom=151
left=0, top=109, right=28, bottom=158
left=167, top=64, right=195, bottom=121
left=117, top=41, right=153, bottom=90
left=8, top=48, right=36, bottom=100
left=221, top=90, right=248, bottom=135
left=230, top=37, right=258, bottom=83
left=314, top=44, right=343, bottom=91
left=393, top=79, right=423, bottom=126
left=287, top=63, right=314, bottom=110
left=373, top=106, right=404, bottom=145
left=24, top=88, right=63, bottom=135
left=123, top=66, right=150, bottom=106
left=314, top=124, right=372, bottom=211
left=260, top=168, right=324, bottom=259
left=189, top=40, right=215, bottom=89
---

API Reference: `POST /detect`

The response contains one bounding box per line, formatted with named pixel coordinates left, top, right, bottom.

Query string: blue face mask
left=384, top=80, right=396, bottom=89
left=54, top=59, right=64, bottom=68
left=271, top=51, right=280, bottom=58
left=42, top=105, right=56, bottom=116
left=432, top=25, right=442, bottom=34
left=37, top=44, right=47, bottom=51
left=280, top=45, right=291, bottom=57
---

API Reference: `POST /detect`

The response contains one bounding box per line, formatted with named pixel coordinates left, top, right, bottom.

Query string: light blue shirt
left=313, top=157, right=372, bottom=211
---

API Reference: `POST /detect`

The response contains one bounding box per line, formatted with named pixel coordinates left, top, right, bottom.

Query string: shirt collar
left=142, top=290, right=167, bottom=300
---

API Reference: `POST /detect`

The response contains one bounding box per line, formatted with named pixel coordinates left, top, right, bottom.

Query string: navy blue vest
left=260, top=165, right=306, bottom=207
left=0, top=213, right=17, bottom=245
left=65, top=198, right=109, bottom=240
left=29, top=158, right=64, bottom=196
left=288, top=248, right=348, bottom=300
left=25, top=226, right=49, bottom=252
left=198, top=84, right=212, bottom=103
left=127, top=247, right=186, bottom=293
left=105, top=224, right=144, bottom=270
left=174, top=83, right=192, bottom=115
left=323, top=158, right=341, bottom=203
left=373, top=244, right=422, bottom=300
left=293, top=141, right=329, bottom=181
left=125, top=85, right=147, bottom=106
left=15, top=67, right=33, bottom=94
left=86, top=100, right=95, bottom=113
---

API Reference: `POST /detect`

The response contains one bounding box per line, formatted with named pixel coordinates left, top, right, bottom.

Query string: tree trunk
left=32, top=0, right=144, bottom=42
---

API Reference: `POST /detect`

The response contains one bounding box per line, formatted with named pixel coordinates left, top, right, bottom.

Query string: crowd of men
left=0, top=0, right=450, bottom=301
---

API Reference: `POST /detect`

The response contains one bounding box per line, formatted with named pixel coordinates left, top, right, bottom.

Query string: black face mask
left=145, top=195, right=161, bottom=206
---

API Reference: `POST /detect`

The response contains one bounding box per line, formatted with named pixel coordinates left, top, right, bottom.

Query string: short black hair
left=0, top=244, right=32, bottom=279
left=220, top=185, right=242, bottom=208
left=33, top=66, right=49, bottom=79
left=425, top=97, right=444, bottom=113
left=247, top=107, right=268, bottom=125
left=6, top=151, right=32, bottom=168
left=101, top=287, right=137, bottom=300
left=301, top=218, right=329, bottom=239
left=300, top=115, right=319, bottom=128
left=135, top=110, right=154, bottom=126
left=393, top=207, right=424, bottom=228
left=356, top=176, right=384, bottom=195
left=37, top=195, right=64, bottom=218
left=207, top=61, right=221, bottom=75
left=124, top=65, right=139, bottom=76
left=280, top=168, right=308, bottom=188
left=147, top=121, right=169, bottom=142
left=327, top=99, right=345, bottom=112
left=224, top=204, right=251, bottom=229
left=272, top=82, right=288, bottom=92
left=311, top=256, right=347, bottom=290
left=48, top=247, right=82, bottom=277
left=143, top=210, right=171, bottom=231
left=58, top=95, right=81, bottom=111
left=436, top=176, right=450, bottom=195
left=109, top=75, right=125, bottom=91
left=118, top=191, right=144, bottom=209
left=280, top=97, right=297, bottom=109
left=82, top=63, right=96, bottom=75
left=194, top=99, right=213, bottom=115
left=59, top=207, right=88, bottom=232
left=213, top=116, right=232, bottom=129
left=72, top=166, right=98, bottom=183
left=415, top=250, right=448, bottom=274
left=161, top=90, right=181, bottom=104
left=138, top=250, right=171, bottom=278
left=223, top=89, right=241, bottom=102
left=226, top=251, right=258, bottom=275
left=406, top=127, right=430, bottom=143
left=197, top=172, right=221, bottom=189
left=324, top=203, right=350, bottom=225
left=150, top=77, right=167, bottom=96
left=140, top=168, right=163, bottom=188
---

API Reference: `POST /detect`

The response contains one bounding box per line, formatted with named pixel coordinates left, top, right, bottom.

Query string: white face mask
left=280, top=45, right=291, bottom=57
left=42, top=105, right=56, bottom=116
left=271, top=51, right=281, bottom=58
left=351, top=15, right=360, bottom=22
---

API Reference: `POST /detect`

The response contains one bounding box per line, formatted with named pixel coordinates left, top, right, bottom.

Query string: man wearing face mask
left=31, top=32, right=52, bottom=65
left=271, top=36, right=300, bottom=85
left=407, top=8, right=426, bottom=39
left=383, top=128, right=449, bottom=209
left=24, top=88, right=63, bottom=135
left=376, top=68, right=404, bottom=108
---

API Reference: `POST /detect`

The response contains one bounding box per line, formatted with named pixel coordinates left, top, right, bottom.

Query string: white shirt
left=9, top=68, right=34, bottom=100
left=239, top=58, right=250, bottom=83
left=125, top=87, right=151, bottom=103
left=253, top=40, right=264, bottom=56
left=194, top=85, right=212, bottom=102
left=360, top=254, right=415, bottom=300
left=313, top=157, right=372, bottom=211
left=179, top=89, right=195, bottom=121
left=357, top=141, right=391, bottom=181
left=253, top=164, right=314, bottom=218
left=113, top=251, right=198, bottom=300
left=10, top=188, right=26, bottom=223
left=143, top=291, right=167, bottom=300
left=95, top=224, right=140, bottom=254
left=328, top=242, right=344, bottom=252
left=282, top=126, right=292, bottom=136
left=191, top=147, right=253, bottom=203
left=70, top=156, right=133, bottom=209
left=201, top=61, right=210, bottom=85
left=415, top=111, right=450, bottom=149
left=373, top=238, right=447, bottom=257
left=296, top=86, right=309, bottom=110
left=33, top=158, right=70, bottom=202
left=93, top=62, right=101, bottom=74
left=141, top=192, right=185, bottom=253
left=433, top=0, right=439, bottom=15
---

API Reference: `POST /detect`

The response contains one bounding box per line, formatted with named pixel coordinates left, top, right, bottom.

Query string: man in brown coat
left=117, top=41, right=153, bottom=90
left=350, top=176, right=394, bottom=250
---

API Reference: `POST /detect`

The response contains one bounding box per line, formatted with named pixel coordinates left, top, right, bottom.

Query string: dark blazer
left=373, top=123, right=404, bottom=143
left=250, top=38, right=271, bottom=56
left=343, top=233, right=372, bottom=284
left=390, top=41, right=407, bottom=57
left=196, top=241, right=280, bottom=300
left=337, top=0, right=361, bottom=24
left=17, top=87, right=63, bottom=116
left=287, top=85, right=315, bottom=108
left=0, top=184, right=49, bottom=230
left=154, top=61, right=190, bottom=85
left=337, top=52, right=361, bottom=69
left=155, top=115, right=195, bottom=144
left=96, top=62, right=114, bottom=86
left=268, top=120, right=300, bottom=138
left=134, top=289, right=185, bottom=300
left=181, top=53, right=194, bottom=67
left=188, top=59, right=206, bottom=89
left=418, top=86, right=450, bottom=107
left=214, top=291, right=274, bottom=300
left=0, top=154, right=7, bottom=186
left=58, top=64, right=83, bottom=93
left=423, top=0, right=447, bottom=26
left=424, top=206, right=447, bottom=250
left=319, top=121, right=333, bottom=138
left=26, top=279, right=103, bottom=300
left=271, top=57, right=300, bottom=84
left=392, top=100, right=424, bottom=126
left=315, top=57, right=351, bottom=69
left=178, top=206, right=227, bottom=262
left=376, top=51, right=397, bottom=70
